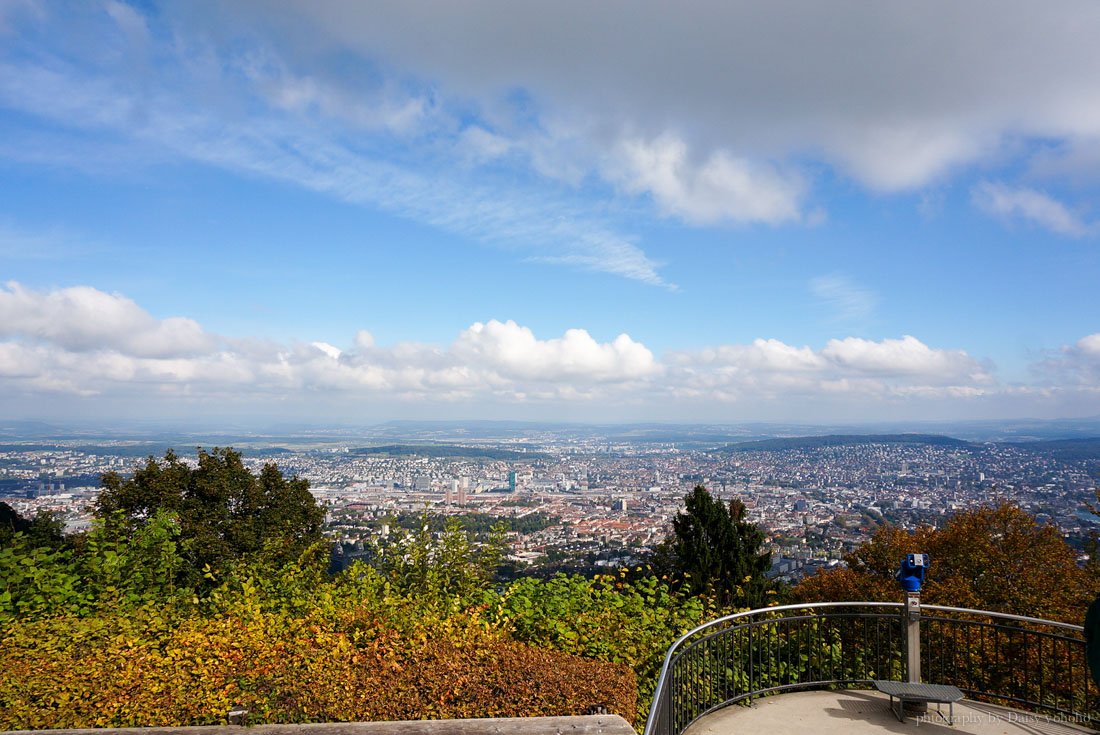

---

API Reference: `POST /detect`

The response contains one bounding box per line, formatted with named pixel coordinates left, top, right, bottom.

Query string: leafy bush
left=491, top=571, right=709, bottom=721
left=0, top=511, right=187, bottom=621
left=0, top=603, right=635, bottom=730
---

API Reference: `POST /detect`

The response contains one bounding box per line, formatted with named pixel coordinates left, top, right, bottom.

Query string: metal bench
left=873, top=680, right=964, bottom=725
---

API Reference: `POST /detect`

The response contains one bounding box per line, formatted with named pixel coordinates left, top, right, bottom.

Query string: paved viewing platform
left=682, top=691, right=1093, bottom=735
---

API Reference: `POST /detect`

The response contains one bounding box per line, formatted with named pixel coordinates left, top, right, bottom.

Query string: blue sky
left=1, top=0, right=1098, bottom=425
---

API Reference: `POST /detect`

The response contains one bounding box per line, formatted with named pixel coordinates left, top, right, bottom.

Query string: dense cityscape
left=4, top=426, right=1097, bottom=583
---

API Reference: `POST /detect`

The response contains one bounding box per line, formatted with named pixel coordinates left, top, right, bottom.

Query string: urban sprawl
left=3, top=435, right=1097, bottom=582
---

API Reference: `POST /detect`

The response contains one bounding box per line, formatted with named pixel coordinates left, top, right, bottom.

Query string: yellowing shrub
left=0, top=608, right=635, bottom=730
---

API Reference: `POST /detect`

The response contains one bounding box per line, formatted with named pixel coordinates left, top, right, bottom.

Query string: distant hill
left=717, top=434, right=974, bottom=452
left=1002, top=437, right=1100, bottom=462
left=349, top=444, right=545, bottom=460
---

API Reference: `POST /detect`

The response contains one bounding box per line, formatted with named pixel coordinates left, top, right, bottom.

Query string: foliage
left=653, top=485, right=771, bottom=608
left=0, top=502, right=65, bottom=550
left=97, top=448, right=324, bottom=584
left=0, top=604, right=635, bottom=730
left=371, top=516, right=507, bottom=612
left=791, top=502, right=1092, bottom=623
left=0, top=510, right=187, bottom=621
left=491, top=571, right=709, bottom=721
left=1, top=451, right=792, bottom=730
left=385, top=511, right=559, bottom=536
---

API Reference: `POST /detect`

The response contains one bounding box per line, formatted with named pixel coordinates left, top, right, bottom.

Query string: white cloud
left=0, top=285, right=663, bottom=404
left=0, top=7, right=670, bottom=289
left=825, top=125, right=982, bottom=192
left=453, top=319, right=658, bottom=382
left=608, top=134, right=805, bottom=225
left=311, top=342, right=342, bottom=360
left=230, top=0, right=1100, bottom=199
left=0, top=282, right=214, bottom=358
left=1031, top=332, right=1100, bottom=389
left=0, top=283, right=1011, bottom=419
left=457, top=126, right=514, bottom=165
left=971, top=181, right=1091, bottom=236
left=668, top=334, right=992, bottom=403
left=821, top=336, right=989, bottom=383
left=681, top=339, right=824, bottom=372
left=1078, top=333, right=1100, bottom=355
left=8, top=0, right=1100, bottom=290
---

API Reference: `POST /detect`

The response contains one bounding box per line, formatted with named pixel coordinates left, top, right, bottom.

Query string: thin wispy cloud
left=0, top=6, right=669, bottom=288
left=971, top=181, right=1092, bottom=237
left=0, top=221, right=98, bottom=260
left=810, top=274, right=877, bottom=325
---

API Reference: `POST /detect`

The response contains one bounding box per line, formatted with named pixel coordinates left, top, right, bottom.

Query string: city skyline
left=1, top=1, right=1099, bottom=425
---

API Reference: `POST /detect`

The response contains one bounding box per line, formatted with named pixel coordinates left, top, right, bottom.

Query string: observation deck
left=684, top=689, right=1092, bottom=735
left=644, top=602, right=1097, bottom=735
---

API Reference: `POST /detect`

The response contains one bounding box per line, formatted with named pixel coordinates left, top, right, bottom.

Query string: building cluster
left=2, top=438, right=1096, bottom=580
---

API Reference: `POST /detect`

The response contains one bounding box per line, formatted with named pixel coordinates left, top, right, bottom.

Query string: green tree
left=0, top=502, right=65, bottom=550
left=655, top=485, right=771, bottom=608
left=96, top=448, right=324, bottom=584
left=372, top=515, right=507, bottom=610
left=0, top=510, right=186, bottom=620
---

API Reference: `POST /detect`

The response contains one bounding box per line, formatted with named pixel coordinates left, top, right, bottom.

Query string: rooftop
left=683, top=690, right=1092, bottom=735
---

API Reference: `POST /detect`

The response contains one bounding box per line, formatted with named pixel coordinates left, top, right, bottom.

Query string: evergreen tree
left=656, top=485, right=771, bottom=608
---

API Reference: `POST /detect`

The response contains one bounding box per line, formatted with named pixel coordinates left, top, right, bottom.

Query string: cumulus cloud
left=0, top=282, right=214, bottom=358
left=0, top=284, right=661, bottom=404
left=821, top=336, right=990, bottom=383
left=971, top=181, right=1091, bottom=236
left=453, top=320, right=658, bottom=382
left=668, top=334, right=992, bottom=403
left=12, top=284, right=1100, bottom=420
left=1079, top=333, right=1100, bottom=356
left=1031, top=332, right=1100, bottom=389
left=679, top=339, right=824, bottom=372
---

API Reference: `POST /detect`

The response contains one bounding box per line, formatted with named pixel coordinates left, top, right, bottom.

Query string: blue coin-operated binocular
left=896, top=553, right=929, bottom=593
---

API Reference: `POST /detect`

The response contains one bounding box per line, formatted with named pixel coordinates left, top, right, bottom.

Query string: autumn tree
left=792, top=502, right=1091, bottom=623
left=97, top=448, right=324, bottom=584
left=655, top=485, right=771, bottom=608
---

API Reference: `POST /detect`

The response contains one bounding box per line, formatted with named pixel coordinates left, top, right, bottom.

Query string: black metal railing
left=921, top=604, right=1092, bottom=722
left=643, top=602, right=1095, bottom=735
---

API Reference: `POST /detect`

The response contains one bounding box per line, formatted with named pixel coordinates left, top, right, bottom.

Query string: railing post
left=905, top=591, right=928, bottom=717
left=747, top=623, right=754, bottom=704
left=907, top=591, right=921, bottom=683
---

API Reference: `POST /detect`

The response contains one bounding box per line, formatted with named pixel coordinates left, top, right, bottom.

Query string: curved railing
left=642, top=602, right=1094, bottom=735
